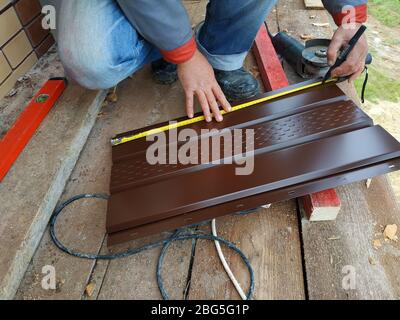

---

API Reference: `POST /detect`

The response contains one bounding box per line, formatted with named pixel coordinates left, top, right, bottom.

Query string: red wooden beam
left=301, top=189, right=341, bottom=221
left=0, top=78, right=67, bottom=182
left=252, top=24, right=341, bottom=220
left=252, top=24, right=289, bottom=91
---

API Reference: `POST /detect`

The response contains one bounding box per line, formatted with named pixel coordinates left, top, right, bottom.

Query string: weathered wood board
left=304, top=0, right=324, bottom=9
left=15, top=0, right=400, bottom=301
left=15, top=65, right=195, bottom=300
left=302, top=178, right=400, bottom=300
left=187, top=3, right=305, bottom=300
left=188, top=202, right=306, bottom=300
left=16, top=0, right=207, bottom=300
left=0, top=52, right=106, bottom=299
left=277, top=0, right=333, bottom=43
left=278, top=0, right=400, bottom=300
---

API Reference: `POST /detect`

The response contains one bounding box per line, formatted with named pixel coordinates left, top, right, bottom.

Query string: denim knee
left=58, top=41, right=121, bottom=90
left=58, top=33, right=160, bottom=90
left=56, top=0, right=160, bottom=90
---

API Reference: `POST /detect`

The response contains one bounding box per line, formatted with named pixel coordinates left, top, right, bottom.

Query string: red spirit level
left=0, top=78, right=67, bottom=182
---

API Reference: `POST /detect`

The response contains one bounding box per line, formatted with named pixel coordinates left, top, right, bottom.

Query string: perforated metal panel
left=107, top=82, right=400, bottom=245
left=111, top=99, right=369, bottom=192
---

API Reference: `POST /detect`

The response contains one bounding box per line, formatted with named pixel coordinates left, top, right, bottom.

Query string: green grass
left=355, top=65, right=400, bottom=103
left=353, top=1, right=400, bottom=102
left=369, top=0, right=400, bottom=27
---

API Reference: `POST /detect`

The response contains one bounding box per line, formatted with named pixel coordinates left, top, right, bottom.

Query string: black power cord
left=361, top=66, right=369, bottom=104
left=49, top=193, right=255, bottom=300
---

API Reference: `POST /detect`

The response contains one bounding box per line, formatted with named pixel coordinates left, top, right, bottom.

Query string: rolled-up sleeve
left=117, top=0, right=197, bottom=64
left=322, top=0, right=368, bottom=26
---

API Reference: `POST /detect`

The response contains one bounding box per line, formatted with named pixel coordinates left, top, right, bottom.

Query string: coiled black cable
left=49, top=193, right=255, bottom=300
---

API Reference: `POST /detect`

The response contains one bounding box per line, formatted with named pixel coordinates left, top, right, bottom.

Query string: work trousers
left=54, top=0, right=276, bottom=89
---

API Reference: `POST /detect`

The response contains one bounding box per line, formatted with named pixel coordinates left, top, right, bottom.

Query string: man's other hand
left=327, top=23, right=369, bottom=81
left=178, top=50, right=232, bottom=122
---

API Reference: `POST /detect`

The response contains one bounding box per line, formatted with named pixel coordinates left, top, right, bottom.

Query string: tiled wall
left=0, top=0, right=55, bottom=98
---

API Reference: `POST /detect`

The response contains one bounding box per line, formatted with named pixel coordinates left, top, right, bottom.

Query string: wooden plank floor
left=276, top=0, right=400, bottom=300
left=16, top=0, right=400, bottom=300
left=188, top=202, right=305, bottom=300
left=302, top=179, right=400, bottom=299
left=0, top=51, right=107, bottom=299
left=15, top=64, right=195, bottom=300
left=187, top=5, right=305, bottom=300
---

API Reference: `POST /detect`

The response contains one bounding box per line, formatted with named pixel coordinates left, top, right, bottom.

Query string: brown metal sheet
left=108, top=158, right=400, bottom=246
left=107, top=83, right=400, bottom=245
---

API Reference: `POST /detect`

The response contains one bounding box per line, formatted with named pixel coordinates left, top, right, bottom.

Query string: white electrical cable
left=211, top=219, right=247, bottom=300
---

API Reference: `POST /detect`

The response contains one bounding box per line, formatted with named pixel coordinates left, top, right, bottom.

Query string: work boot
left=151, top=59, right=178, bottom=85
left=214, top=68, right=260, bottom=102
left=151, top=59, right=260, bottom=101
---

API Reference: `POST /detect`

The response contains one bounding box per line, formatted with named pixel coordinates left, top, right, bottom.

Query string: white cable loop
left=211, top=219, right=247, bottom=300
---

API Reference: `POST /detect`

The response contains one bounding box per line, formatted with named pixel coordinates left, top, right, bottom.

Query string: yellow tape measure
left=111, top=79, right=336, bottom=146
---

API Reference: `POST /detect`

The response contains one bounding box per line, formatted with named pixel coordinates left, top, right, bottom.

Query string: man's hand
left=327, top=23, right=369, bottom=81
left=178, top=49, right=231, bottom=122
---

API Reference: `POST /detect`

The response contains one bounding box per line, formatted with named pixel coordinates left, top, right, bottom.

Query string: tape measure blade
left=111, top=79, right=334, bottom=146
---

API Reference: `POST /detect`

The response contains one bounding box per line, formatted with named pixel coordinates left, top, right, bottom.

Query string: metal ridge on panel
left=106, top=83, right=400, bottom=245
left=107, top=125, right=400, bottom=234
left=111, top=82, right=348, bottom=161
left=107, top=157, right=400, bottom=245
left=110, top=99, right=371, bottom=193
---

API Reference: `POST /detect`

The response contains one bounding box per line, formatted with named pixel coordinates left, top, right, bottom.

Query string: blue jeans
left=56, top=0, right=276, bottom=90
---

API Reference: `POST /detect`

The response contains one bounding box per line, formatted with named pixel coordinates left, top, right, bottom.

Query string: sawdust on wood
left=373, top=239, right=382, bottom=249
left=312, top=22, right=330, bottom=27
left=85, top=283, right=96, bottom=297
left=383, top=224, right=398, bottom=241
left=300, top=34, right=313, bottom=40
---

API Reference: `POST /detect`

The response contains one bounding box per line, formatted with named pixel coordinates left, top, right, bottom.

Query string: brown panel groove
left=106, top=84, right=400, bottom=245
left=111, top=82, right=348, bottom=161
left=108, top=158, right=400, bottom=246
left=108, top=126, right=400, bottom=234
left=110, top=100, right=371, bottom=193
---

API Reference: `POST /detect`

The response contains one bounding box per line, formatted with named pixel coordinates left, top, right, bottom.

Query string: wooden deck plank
left=188, top=0, right=207, bottom=27
left=187, top=7, right=305, bottom=300
left=308, top=57, right=399, bottom=301
left=16, top=0, right=400, bottom=301
left=304, top=0, right=324, bottom=10
left=302, top=178, right=400, bottom=299
left=277, top=0, right=333, bottom=40
left=16, top=0, right=210, bottom=300
left=188, top=202, right=306, bottom=300
left=0, top=53, right=107, bottom=300
left=16, top=66, right=193, bottom=300
left=93, top=0, right=207, bottom=301
left=95, top=233, right=194, bottom=300
left=277, top=0, right=400, bottom=300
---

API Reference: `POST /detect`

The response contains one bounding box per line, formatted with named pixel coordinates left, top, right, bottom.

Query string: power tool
left=271, top=29, right=372, bottom=102
left=271, top=31, right=372, bottom=79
